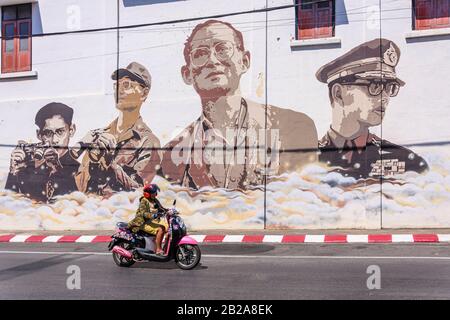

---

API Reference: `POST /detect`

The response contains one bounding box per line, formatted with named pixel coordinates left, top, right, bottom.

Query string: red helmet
left=143, top=184, right=160, bottom=198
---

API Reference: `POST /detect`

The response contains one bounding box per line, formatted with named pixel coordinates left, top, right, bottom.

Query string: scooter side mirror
left=173, top=199, right=176, bottom=206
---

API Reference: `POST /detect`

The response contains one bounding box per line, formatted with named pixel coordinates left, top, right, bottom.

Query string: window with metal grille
left=414, top=0, right=450, bottom=30
left=296, top=0, right=334, bottom=40
left=2, top=4, right=32, bottom=73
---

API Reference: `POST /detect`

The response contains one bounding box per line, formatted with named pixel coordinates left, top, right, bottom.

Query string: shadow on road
left=0, top=254, right=87, bottom=282
left=201, top=244, right=275, bottom=255
left=131, top=262, right=208, bottom=271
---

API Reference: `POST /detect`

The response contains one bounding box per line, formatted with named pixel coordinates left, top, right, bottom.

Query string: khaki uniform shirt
left=160, top=98, right=318, bottom=190
left=75, top=116, right=161, bottom=195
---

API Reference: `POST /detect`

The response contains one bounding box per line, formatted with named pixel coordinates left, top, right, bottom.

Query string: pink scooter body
left=178, top=235, right=198, bottom=246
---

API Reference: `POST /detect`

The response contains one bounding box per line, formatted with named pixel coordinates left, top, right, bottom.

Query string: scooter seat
left=136, top=230, right=155, bottom=238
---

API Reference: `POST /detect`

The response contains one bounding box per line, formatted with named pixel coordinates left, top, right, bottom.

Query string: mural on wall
left=1, top=19, right=446, bottom=231
left=5, top=103, right=79, bottom=202
left=160, top=20, right=318, bottom=190
left=73, top=62, right=162, bottom=197
left=317, top=39, right=428, bottom=180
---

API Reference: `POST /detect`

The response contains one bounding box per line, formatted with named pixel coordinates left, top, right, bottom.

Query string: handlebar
left=151, top=212, right=164, bottom=220
left=151, top=207, right=169, bottom=219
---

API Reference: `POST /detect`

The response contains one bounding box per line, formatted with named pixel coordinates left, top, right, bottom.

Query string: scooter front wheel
left=175, top=244, right=201, bottom=270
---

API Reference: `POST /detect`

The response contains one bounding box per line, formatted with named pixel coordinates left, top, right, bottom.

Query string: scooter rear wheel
left=112, top=241, right=135, bottom=267
left=175, top=244, right=201, bottom=270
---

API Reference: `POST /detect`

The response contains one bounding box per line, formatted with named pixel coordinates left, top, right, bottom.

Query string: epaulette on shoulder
left=370, top=134, right=382, bottom=147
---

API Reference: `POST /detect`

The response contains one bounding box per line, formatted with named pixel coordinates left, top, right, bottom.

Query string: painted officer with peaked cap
left=316, top=38, right=428, bottom=179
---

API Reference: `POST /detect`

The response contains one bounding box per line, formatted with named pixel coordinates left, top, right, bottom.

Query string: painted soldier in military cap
left=73, top=62, right=161, bottom=196
left=316, top=38, right=428, bottom=179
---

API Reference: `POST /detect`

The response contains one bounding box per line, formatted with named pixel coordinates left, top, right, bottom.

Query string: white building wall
left=0, top=0, right=449, bottom=230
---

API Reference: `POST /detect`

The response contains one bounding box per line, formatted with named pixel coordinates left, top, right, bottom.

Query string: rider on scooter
left=128, top=184, right=167, bottom=255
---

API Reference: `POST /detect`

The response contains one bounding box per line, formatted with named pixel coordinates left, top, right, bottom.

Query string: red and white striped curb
left=1, top=234, right=450, bottom=244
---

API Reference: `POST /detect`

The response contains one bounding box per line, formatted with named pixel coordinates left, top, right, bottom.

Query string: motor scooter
left=107, top=200, right=201, bottom=270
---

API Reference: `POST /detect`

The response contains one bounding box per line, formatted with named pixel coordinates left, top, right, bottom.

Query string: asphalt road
left=0, top=242, right=449, bottom=300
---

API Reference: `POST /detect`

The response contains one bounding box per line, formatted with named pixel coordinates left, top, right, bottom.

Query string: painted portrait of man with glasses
left=5, top=102, right=79, bottom=202
left=160, top=19, right=318, bottom=190
left=317, top=38, right=428, bottom=180
left=73, top=62, right=162, bottom=196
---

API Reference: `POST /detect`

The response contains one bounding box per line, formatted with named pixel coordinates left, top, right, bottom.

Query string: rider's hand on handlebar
left=151, top=210, right=166, bottom=220
left=151, top=213, right=160, bottom=220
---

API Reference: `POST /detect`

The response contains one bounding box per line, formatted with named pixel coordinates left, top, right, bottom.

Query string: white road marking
left=262, top=235, right=283, bottom=243
left=346, top=235, right=369, bottom=243
left=222, top=235, right=244, bottom=243
left=9, top=235, right=32, bottom=243
left=392, top=234, right=414, bottom=243
left=438, top=234, right=450, bottom=242
left=304, top=235, right=325, bottom=243
left=222, top=234, right=244, bottom=242
left=42, top=236, right=63, bottom=243
left=0, top=250, right=450, bottom=260
left=189, top=235, right=206, bottom=242
left=75, top=236, right=97, bottom=243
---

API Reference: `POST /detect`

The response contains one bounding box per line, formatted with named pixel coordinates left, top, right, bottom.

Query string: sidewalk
left=3, top=228, right=450, bottom=235
left=1, top=229, right=450, bottom=244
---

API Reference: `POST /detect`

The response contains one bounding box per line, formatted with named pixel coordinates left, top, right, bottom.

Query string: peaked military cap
left=112, top=61, right=152, bottom=89
left=316, top=38, right=405, bottom=86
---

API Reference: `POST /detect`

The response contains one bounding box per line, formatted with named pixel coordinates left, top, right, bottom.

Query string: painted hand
left=43, top=147, right=62, bottom=174
left=87, top=132, right=116, bottom=165
left=9, top=143, right=27, bottom=175
left=95, top=132, right=117, bottom=154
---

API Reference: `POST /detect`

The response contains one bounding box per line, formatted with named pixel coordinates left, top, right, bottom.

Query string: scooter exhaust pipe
left=112, top=246, right=132, bottom=259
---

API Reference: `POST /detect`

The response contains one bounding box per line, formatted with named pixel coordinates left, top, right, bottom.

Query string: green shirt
left=128, top=197, right=160, bottom=233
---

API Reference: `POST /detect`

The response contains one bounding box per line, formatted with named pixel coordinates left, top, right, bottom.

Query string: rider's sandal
left=155, top=250, right=164, bottom=256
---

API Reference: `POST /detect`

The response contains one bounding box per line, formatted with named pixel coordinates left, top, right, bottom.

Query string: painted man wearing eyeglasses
left=73, top=62, right=161, bottom=196
left=5, top=102, right=79, bottom=202
left=317, top=38, right=428, bottom=179
left=160, top=19, right=318, bottom=190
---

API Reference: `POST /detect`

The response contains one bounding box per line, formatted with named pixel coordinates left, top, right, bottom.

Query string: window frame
left=1, top=3, right=32, bottom=74
left=295, top=0, right=336, bottom=40
left=413, top=0, right=450, bottom=31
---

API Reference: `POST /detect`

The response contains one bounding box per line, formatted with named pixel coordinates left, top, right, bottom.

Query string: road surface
left=0, top=242, right=449, bottom=299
